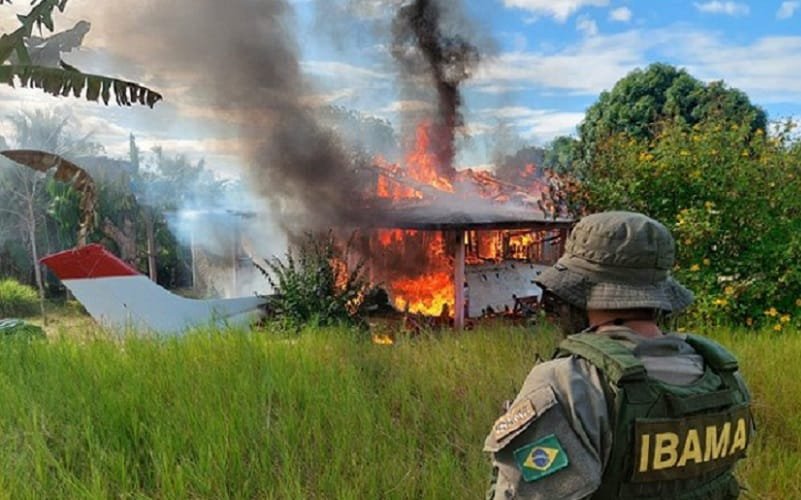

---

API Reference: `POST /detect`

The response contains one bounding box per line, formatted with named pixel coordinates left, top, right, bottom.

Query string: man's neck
left=596, top=320, right=663, bottom=338
left=587, top=310, right=663, bottom=338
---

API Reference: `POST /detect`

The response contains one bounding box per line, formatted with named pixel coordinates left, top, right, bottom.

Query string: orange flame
left=363, top=121, right=572, bottom=319
left=391, top=271, right=454, bottom=316
left=406, top=123, right=454, bottom=193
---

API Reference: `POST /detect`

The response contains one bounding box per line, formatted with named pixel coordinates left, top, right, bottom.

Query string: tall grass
left=0, top=279, right=39, bottom=317
left=701, top=328, right=801, bottom=499
left=0, top=323, right=793, bottom=498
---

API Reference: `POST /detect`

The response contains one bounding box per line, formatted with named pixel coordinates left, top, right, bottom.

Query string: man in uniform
left=484, top=211, right=753, bottom=499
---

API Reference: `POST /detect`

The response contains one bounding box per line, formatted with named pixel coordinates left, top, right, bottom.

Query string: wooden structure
left=361, top=206, right=574, bottom=329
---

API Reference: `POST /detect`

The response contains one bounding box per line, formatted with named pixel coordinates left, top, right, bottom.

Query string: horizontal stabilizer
left=41, top=245, right=267, bottom=335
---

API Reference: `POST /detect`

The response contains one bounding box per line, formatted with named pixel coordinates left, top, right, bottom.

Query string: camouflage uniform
left=484, top=212, right=753, bottom=499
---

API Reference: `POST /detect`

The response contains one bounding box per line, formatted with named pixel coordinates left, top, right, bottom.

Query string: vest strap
left=684, top=334, right=739, bottom=372
left=557, top=333, right=647, bottom=385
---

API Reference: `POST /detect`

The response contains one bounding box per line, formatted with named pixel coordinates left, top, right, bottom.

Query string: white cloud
left=472, top=30, right=649, bottom=94
left=576, top=15, right=599, bottom=37
left=475, top=107, right=584, bottom=141
left=378, top=100, right=433, bottom=114
left=609, top=7, right=632, bottom=22
left=673, top=35, right=801, bottom=102
left=472, top=25, right=801, bottom=106
left=502, top=0, right=609, bottom=22
left=693, top=1, right=750, bottom=16
left=777, top=1, right=800, bottom=19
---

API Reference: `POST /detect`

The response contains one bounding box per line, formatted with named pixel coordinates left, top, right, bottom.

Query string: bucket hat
left=536, top=211, right=693, bottom=312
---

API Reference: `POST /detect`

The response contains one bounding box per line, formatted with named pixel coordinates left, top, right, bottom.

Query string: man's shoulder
left=506, top=356, right=600, bottom=408
left=483, top=356, right=609, bottom=499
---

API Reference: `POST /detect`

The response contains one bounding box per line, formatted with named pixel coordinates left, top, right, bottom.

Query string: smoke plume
left=104, top=0, right=370, bottom=232
left=98, top=0, right=482, bottom=232
left=391, top=0, right=480, bottom=180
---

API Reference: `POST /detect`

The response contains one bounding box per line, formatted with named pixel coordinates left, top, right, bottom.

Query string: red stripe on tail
left=40, top=244, right=140, bottom=280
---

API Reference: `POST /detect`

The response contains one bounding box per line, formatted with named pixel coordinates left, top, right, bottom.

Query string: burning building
left=345, top=122, right=574, bottom=329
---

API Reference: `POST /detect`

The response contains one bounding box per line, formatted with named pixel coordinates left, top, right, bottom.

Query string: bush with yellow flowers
left=577, top=118, right=801, bottom=328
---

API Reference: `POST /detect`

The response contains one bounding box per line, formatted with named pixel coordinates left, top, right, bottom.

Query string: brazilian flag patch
left=513, top=434, right=569, bottom=482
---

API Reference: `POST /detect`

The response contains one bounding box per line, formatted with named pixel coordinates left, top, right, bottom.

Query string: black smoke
left=391, top=0, right=480, bottom=180
left=115, top=0, right=370, bottom=232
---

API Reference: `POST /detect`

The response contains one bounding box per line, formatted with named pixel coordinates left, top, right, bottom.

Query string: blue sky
left=2, top=0, right=801, bottom=174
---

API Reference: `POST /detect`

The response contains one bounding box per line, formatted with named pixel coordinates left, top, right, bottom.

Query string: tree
left=543, top=136, right=580, bottom=174
left=579, top=63, right=767, bottom=170
left=578, top=117, right=801, bottom=327
left=0, top=0, right=161, bottom=107
left=0, top=109, right=101, bottom=320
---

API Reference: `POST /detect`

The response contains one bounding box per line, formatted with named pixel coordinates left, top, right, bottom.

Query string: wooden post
left=454, top=230, right=466, bottom=331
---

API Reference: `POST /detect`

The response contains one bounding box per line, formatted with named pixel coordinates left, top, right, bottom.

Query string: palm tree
left=0, top=0, right=162, bottom=107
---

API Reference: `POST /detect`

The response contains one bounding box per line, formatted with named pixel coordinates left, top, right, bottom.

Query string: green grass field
left=1, top=308, right=798, bottom=499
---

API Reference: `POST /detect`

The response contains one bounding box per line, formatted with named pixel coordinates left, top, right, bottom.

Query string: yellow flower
left=690, top=264, right=701, bottom=272
left=704, top=201, right=715, bottom=210
left=680, top=150, right=690, bottom=156
left=774, top=324, right=783, bottom=332
left=724, top=286, right=735, bottom=296
left=781, top=314, right=792, bottom=324
left=795, top=298, right=801, bottom=307
left=703, top=258, right=711, bottom=266
left=765, top=307, right=778, bottom=317
left=713, top=298, right=728, bottom=307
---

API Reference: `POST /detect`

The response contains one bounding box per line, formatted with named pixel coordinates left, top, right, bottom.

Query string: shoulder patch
left=492, top=399, right=536, bottom=441
left=514, top=434, right=569, bottom=482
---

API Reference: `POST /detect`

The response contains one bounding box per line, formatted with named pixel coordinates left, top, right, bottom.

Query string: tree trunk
left=101, top=217, right=137, bottom=267
left=145, top=210, right=157, bottom=282
left=26, top=181, right=47, bottom=326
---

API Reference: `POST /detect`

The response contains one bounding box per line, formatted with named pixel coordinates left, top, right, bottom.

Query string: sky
left=2, top=0, right=801, bottom=176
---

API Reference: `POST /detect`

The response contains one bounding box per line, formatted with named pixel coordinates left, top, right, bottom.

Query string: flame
left=372, top=333, right=395, bottom=345
left=523, top=163, right=536, bottom=176
left=508, top=232, right=537, bottom=260
left=406, top=123, right=454, bottom=193
left=377, top=229, right=418, bottom=247
left=391, top=271, right=454, bottom=316
left=361, top=121, right=574, bottom=320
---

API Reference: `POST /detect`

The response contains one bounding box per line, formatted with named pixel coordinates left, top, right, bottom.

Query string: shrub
left=0, top=279, right=39, bottom=317
left=578, top=118, right=801, bottom=327
left=256, top=232, right=372, bottom=329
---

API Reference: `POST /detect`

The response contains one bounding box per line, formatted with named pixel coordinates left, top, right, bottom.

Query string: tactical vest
left=557, top=332, right=752, bottom=500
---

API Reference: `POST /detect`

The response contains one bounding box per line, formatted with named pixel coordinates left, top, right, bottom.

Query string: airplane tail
left=41, top=244, right=267, bottom=335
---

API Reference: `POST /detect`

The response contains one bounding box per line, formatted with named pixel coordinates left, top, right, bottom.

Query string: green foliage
left=256, top=232, right=371, bottom=329
left=580, top=118, right=801, bottom=327
left=543, top=136, right=580, bottom=174
left=0, top=64, right=163, bottom=107
left=0, top=278, right=38, bottom=317
left=0, top=0, right=162, bottom=107
left=579, top=63, right=766, bottom=174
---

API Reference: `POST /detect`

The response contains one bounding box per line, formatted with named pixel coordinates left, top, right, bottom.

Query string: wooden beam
left=453, top=230, right=466, bottom=330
